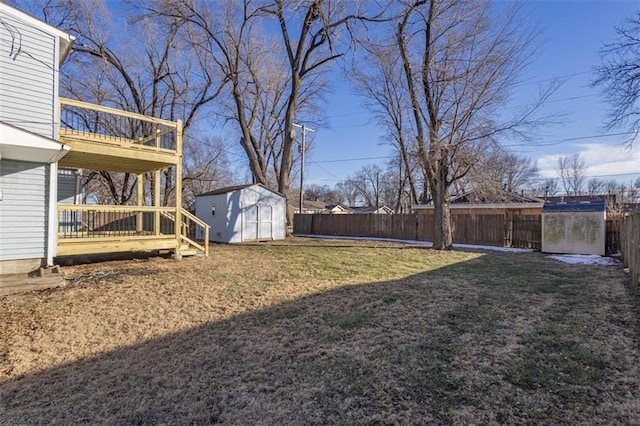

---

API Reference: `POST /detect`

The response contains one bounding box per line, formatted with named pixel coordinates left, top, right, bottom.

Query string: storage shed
left=542, top=201, right=606, bottom=256
left=195, top=184, right=286, bottom=243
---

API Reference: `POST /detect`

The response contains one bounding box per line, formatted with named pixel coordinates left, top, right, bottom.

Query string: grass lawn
left=1, top=237, right=639, bottom=424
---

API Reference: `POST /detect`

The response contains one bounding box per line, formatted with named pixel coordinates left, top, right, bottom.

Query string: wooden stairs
left=178, top=242, right=203, bottom=258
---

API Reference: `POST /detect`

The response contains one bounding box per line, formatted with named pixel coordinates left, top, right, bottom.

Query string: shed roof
left=543, top=200, right=605, bottom=213
left=196, top=183, right=284, bottom=198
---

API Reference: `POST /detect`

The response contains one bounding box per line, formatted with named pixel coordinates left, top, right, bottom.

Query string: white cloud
left=537, top=143, right=640, bottom=180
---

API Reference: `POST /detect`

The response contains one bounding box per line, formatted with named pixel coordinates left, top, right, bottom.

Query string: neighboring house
left=413, top=189, right=545, bottom=215
left=325, top=204, right=353, bottom=214
left=0, top=4, right=208, bottom=274
left=195, top=184, right=286, bottom=243
left=291, top=199, right=353, bottom=214
left=542, top=200, right=606, bottom=256
left=294, top=199, right=330, bottom=214
left=350, top=205, right=394, bottom=214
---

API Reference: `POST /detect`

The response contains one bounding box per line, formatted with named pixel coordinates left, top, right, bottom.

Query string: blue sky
left=302, top=0, right=640, bottom=189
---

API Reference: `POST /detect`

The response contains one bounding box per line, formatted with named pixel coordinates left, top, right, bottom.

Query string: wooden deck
left=57, top=205, right=209, bottom=257
left=55, top=98, right=209, bottom=258
left=58, top=98, right=180, bottom=173
left=58, top=131, right=178, bottom=173
left=57, top=235, right=178, bottom=256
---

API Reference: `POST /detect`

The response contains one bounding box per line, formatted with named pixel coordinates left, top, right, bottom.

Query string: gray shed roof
left=196, top=183, right=284, bottom=198
left=542, top=200, right=605, bottom=213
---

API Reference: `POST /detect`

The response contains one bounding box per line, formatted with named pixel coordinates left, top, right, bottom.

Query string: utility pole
left=375, top=171, right=380, bottom=211
left=293, top=123, right=314, bottom=215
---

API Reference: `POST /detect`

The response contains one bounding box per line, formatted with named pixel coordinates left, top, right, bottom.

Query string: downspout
left=46, top=35, right=62, bottom=267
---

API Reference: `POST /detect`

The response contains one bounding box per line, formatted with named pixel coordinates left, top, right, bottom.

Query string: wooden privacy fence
left=293, top=213, right=542, bottom=249
left=621, top=213, right=640, bottom=285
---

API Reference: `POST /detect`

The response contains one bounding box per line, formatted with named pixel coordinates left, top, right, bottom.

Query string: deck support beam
left=137, top=173, right=144, bottom=234
left=174, top=120, right=183, bottom=258
left=154, top=170, right=161, bottom=236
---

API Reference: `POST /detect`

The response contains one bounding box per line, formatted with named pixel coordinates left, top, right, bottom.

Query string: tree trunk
left=278, top=74, right=301, bottom=227
left=431, top=178, right=453, bottom=250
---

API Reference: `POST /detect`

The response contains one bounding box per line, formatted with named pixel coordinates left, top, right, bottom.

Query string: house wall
left=0, top=159, right=49, bottom=273
left=542, top=211, right=606, bottom=256
left=0, top=8, right=57, bottom=138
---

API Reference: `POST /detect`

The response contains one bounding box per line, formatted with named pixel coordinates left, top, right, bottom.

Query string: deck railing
left=59, top=98, right=178, bottom=151
left=57, top=205, right=209, bottom=256
left=58, top=205, right=177, bottom=239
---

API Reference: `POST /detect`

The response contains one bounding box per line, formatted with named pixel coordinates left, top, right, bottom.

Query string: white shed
left=195, top=184, right=286, bottom=243
left=542, top=201, right=606, bottom=256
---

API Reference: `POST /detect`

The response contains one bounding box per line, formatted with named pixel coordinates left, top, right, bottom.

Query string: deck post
left=154, top=170, right=161, bottom=235
left=174, top=119, right=183, bottom=258
left=136, top=174, right=144, bottom=234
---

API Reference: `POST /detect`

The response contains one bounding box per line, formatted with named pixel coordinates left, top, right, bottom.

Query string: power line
left=503, top=131, right=637, bottom=148
left=535, top=171, right=640, bottom=182
left=308, top=159, right=342, bottom=181
left=325, top=111, right=369, bottom=119
left=313, top=155, right=389, bottom=164
left=513, top=70, right=591, bottom=88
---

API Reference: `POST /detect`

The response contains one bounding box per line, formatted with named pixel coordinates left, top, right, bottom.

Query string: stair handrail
left=181, top=208, right=210, bottom=256
left=159, top=209, right=209, bottom=256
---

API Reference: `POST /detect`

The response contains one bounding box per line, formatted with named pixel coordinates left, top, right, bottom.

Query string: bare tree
left=146, top=0, right=348, bottom=213
left=350, top=42, right=421, bottom=205
left=392, top=0, right=553, bottom=249
left=304, top=184, right=341, bottom=203
left=537, top=178, right=559, bottom=198
left=145, top=0, right=294, bottom=187
left=337, top=164, right=397, bottom=208
left=593, top=11, right=640, bottom=144
left=334, top=180, right=359, bottom=206
left=182, top=135, right=236, bottom=207
left=587, top=177, right=606, bottom=196
left=264, top=0, right=388, bottom=223
left=558, top=153, right=586, bottom=196
left=17, top=0, right=227, bottom=206
left=629, top=178, right=640, bottom=203
left=344, top=165, right=383, bottom=207
left=461, top=150, right=540, bottom=199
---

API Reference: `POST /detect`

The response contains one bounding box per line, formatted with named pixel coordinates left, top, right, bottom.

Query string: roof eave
left=0, top=121, right=70, bottom=163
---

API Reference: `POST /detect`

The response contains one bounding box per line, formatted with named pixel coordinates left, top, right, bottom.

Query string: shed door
left=243, top=205, right=258, bottom=240
left=258, top=204, right=273, bottom=240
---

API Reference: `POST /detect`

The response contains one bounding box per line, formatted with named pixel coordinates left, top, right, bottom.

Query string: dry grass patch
left=1, top=237, right=639, bottom=424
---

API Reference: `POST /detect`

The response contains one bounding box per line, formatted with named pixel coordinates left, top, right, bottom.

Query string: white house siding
left=0, top=159, right=49, bottom=262
left=0, top=8, right=56, bottom=138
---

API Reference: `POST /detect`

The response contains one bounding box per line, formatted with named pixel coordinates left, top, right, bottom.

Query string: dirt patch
left=0, top=237, right=638, bottom=423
